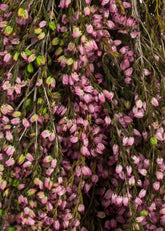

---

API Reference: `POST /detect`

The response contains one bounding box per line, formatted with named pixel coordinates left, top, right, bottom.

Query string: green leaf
left=5, top=228, right=16, bottom=231
left=34, top=28, right=42, bottom=34
left=150, top=136, right=157, bottom=145
left=18, top=154, right=25, bottom=165
left=27, top=63, right=34, bottom=73
left=25, top=49, right=32, bottom=56
left=52, top=37, right=59, bottom=46
left=13, top=52, right=20, bottom=61
left=18, top=8, right=28, bottom=19
left=18, top=8, right=25, bottom=16
left=55, top=47, right=63, bottom=56
left=36, top=55, right=45, bottom=66
left=4, top=26, right=13, bottom=35
left=59, top=39, right=64, bottom=46
left=0, top=209, right=2, bottom=217
left=49, top=21, right=56, bottom=31
left=46, top=76, right=52, bottom=86
left=37, top=98, right=43, bottom=104
left=12, top=179, right=19, bottom=187
left=42, top=108, right=47, bottom=115
left=139, top=210, right=148, bottom=216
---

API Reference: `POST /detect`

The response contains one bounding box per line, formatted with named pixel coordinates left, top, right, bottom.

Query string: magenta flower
left=81, top=146, right=90, bottom=156
left=72, top=27, right=82, bottom=38
left=39, top=20, right=47, bottom=28
left=82, top=166, right=92, bottom=176
left=5, top=158, right=15, bottom=166
left=3, top=53, right=11, bottom=63
left=153, top=181, right=160, bottom=191
left=151, top=97, right=159, bottom=107
left=0, top=4, right=8, bottom=11
left=101, top=0, right=109, bottom=6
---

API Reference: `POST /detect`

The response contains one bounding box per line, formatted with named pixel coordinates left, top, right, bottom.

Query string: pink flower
left=134, top=110, right=144, bottom=118
left=124, top=77, right=132, bottom=84
left=143, top=68, right=151, bottom=76
left=153, top=181, right=160, bottom=191
left=29, top=114, right=38, bottom=123
left=48, top=133, right=55, bottom=142
left=44, top=178, right=53, bottom=190
left=84, top=94, right=92, bottom=104
left=11, top=118, right=21, bottom=125
left=62, top=74, right=69, bottom=85
left=112, top=144, right=119, bottom=155
left=122, top=136, right=128, bottom=146
left=126, top=17, right=136, bottom=26
left=39, top=20, right=47, bottom=28
left=22, top=118, right=30, bottom=128
left=28, top=217, right=35, bottom=225
left=65, top=0, right=71, bottom=7
left=120, top=59, right=130, bottom=70
left=106, top=20, right=115, bottom=29
left=123, top=116, right=132, bottom=123
left=43, top=155, right=53, bottom=163
left=51, top=159, right=57, bottom=168
left=122, top=2, right=131, bottom=8
left=123, top=197, right=129, bottom=206
left=136, top=216, right=145, bottom=223
left=5, top=158, right=15, bottom=166
left=86, top=24, right=93, bottom=34
left=78, top=204, right=85, bottom=213
left=81, top=146, right=90, bottom=156
left=124, top=67, right=133, bottom=76
left=26, top=153, right=34, bottom=162
left=120, top=46, right=129, bottom=54
left=116, top=164, right=123, bottom=174
left=129, top=176, right=135, bottom=185
left=103, top=90, right=114, bottom=101
left=82, top=166, right=92, bottom=176
left=151, top=97, right=159, bottom=107
left=72, top=27, right=82, bottom=38
left=126, top=166, right=132, bottom=176
left=127, top=137, right=134, bottom=146
left=104, top=220, right=111, bottom=229
left=139, top=189, right=146, bottom=198
left=4, top=145, right=15, bottom=156
left=6, top=131, right=13, bottom=141
left=59, top=0, right=65, bottom=8
left=41, top=130, right=50, bottom=138
left=130, top=30, right=139, bottom=38
left=98, top=93, right=105, bottom=103
left=54, top=220, right=60, bottom=230
left=138, top=168, right=147, bottom=176
left=70, top=136, right=78, bottom=143
left=160, top=215, right=165, bottom=226
left=85, top=0, right=91, bottom=4
left=0, top=4, right=8, bottom=11
left=84, top=7, right=90, bottom=16
left=92, top=174, right=99, bottom=183
left=154, top=55, right=159, bottom=61
left=27, top=54, right=36, bottom=63
left=3, top=53, right=11, bottom=63
left=105, top=116, right=111, bottom=125
left=155, top=131, right=163, bottom=141
left=0, top=180, right=7, bottom=190
left=156, top=157, right=163, bottom=166
left=101, top=0, right=109, bottom=6
left=23, top=161, right=32, bottom=168
left=116, top=196, right=123, bottom=206
left=156, top=171, right=163, bottom=180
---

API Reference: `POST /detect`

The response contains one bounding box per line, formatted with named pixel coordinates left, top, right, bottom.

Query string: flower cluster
left=0, top=0, right=165, bottom=230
